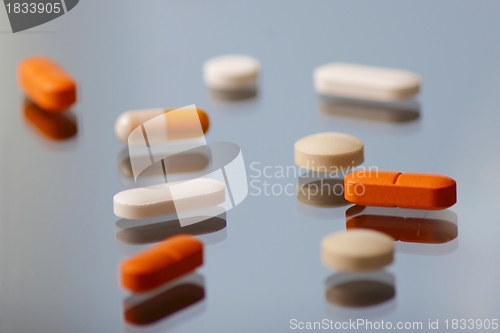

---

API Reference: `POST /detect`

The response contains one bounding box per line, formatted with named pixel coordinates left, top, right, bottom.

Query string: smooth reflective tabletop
left=1, top=1, right=500, bottom=332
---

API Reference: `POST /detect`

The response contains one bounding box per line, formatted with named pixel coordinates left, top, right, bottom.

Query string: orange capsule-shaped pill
left=120, top=234, right=203, bottom=292
left=18, top=57, right=77, bottom=112
left=162, top=107, right=209, bottom=141
left=344, top=171, right=456, bottom=209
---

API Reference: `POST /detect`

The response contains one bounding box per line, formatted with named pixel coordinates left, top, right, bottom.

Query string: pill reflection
left=325, top=271, right=395, bottom=308
left=346, top=206, right=458, bottom=244
left=208, top=87, right=258, bottom=101
left=119, top=146, right=210, bottom=177
left=22, top=99, right=77, bottom=141
left=296, top=172, right=349, bottom=220
left=297, top=177, right=348, bottom=207
left=115, top=209, right=227, bottom=246
left=124, top=273, right=205, bottom=327
left=118, top=145, right=211, bottom=188
left=318, top=96, right=420, bottom=124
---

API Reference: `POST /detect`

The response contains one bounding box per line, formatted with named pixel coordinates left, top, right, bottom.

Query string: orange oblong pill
left=344, top=171, right=456, bottom=209
left=18, top=57, right=77, bottom=112
left=120, top=234, right=203, bottom=292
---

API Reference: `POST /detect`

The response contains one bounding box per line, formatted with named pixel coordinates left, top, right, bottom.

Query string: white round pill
left=321, top=230, right=395, bottom=272
left=203, top=54, right=260, bottom=91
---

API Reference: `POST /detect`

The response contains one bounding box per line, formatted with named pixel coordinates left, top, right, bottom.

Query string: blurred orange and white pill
left=115, top=107, right=210, bottom=144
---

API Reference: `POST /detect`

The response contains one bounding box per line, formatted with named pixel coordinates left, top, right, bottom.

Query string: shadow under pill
left=346, top=205, right=458, bottom=255
left=22, top=98, right=78, bottom=142
left=317, top=96, right=421, bottom=135
left=318, top=95, right=420, bottom=123
left=208, top=87, right=258, bottom=102
left=296, top=172, right=350, bottom=221
left=118, top=142, right=245, bottom=189
left=297, top=177, right=348, bottom=208
left=123, top=273, right=206, bottom=330
left=116, top=209, right=227, bottom=246
left=324, top=271, right=396, bottom=319
left=118, top=145, right=212, bottom=187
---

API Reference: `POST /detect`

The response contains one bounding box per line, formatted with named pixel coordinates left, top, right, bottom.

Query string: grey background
left=1, top=1, right=500, bottom=332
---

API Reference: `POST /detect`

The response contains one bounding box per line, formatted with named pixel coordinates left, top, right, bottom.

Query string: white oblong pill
left=294, top=132, right=364, bottom=171
left=314, top=63, right=421, bottom=101
left=321, top=230, right=394, bottom=272
left=203, top=54, right=260, bottom=91
left=113, top=178, right=225, bottom=220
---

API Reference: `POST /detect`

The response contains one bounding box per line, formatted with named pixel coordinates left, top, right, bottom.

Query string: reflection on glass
left=115, top=208, right=227, bottom=246
left=123, top=273, right=206, bottom=330
left=318, top=96, right=420, bottom=123
left=346, top=206, right=458, bottom=243
left=118, top=141, right=248, bottom=228
left=296, top=172, right=350, bottom=220
left=346, top=206, right=458, bottom=255
left=318, top=96, right=421, bottom=135
left=208, top=87, right=257, bottom=102
left=22, top=99, right=77, bottom=141
left=325, top=271, right=396, bottom=308
left=169, top=142, right=247, bottom=226
left=297, top=178, right=348, bottom=207
left=118, top=145, right=211, bottom=188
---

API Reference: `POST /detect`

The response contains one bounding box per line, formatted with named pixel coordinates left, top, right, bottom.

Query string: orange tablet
left=120, top=234, right=203, bottom=292
left=23, top=100, right=77, bottom=140
left=18, top=57, right=77, bottom=112
left=344, top=171, right=456, bottom=209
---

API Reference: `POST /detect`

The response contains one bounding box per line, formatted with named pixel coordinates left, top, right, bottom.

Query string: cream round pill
left=294, top=132, right=364, bottom=171
left=314, top=63, right=421, bottom=101
left=203, top=54, right=260, bottom=91
left=321, top=230, right=395, bottom=272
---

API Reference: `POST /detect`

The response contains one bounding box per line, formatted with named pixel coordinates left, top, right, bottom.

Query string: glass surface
left=1, top=1, right=500, bottom=332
